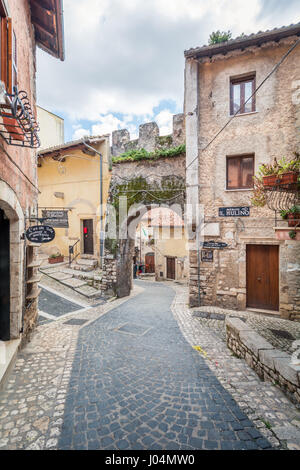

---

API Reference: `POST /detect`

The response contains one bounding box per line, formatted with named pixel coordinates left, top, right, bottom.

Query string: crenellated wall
left=111, top=113, right=185, bottom=156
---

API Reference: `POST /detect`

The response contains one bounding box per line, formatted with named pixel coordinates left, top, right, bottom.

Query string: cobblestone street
left=0, top=281, right=300, bottom=450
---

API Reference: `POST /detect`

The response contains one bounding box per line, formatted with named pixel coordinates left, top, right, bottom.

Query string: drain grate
left=268, top=329, right=295, bottom=341
left=114, top=323, right=152, bottom=336
left=64, top=318, right=89, bottom=326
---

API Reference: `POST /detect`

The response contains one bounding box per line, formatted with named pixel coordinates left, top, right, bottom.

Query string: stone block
left=273, top=358, right=300, bottom=386
left=239, top=331, right=274, bottom=357
left=259, top=349, right=290, bottom=371
left=225, top=317, right=254, bottom=336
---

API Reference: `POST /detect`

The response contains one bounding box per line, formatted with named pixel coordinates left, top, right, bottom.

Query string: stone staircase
left=39, top=255, right=103, bottom=299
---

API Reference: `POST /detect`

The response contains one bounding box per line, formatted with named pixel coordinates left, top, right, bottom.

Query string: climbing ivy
left=104, top=176, right=186, bottom=256
left=112, top=144, right=186, bottom=164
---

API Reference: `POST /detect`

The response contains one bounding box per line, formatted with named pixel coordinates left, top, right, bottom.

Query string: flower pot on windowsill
left=274, top=228, right=300, bottom=241
left=48, top=255, right=64, bottom=264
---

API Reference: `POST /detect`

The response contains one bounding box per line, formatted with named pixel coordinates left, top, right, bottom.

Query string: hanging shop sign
left=201, top=241, right=228, bottom=250
left=201, top=250, right=214, bottom=262
left=219, top=206, right=250, bottom=217
left=42, top=210, right=69, bottom=228
left=26, top=225, right=55, bottom=244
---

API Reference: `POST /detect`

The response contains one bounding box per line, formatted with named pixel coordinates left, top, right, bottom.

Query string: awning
left=30, top=0, right=65, bottom=61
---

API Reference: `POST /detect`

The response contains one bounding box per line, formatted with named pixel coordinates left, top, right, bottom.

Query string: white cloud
left=155, top=109, right=173, bottom=135
left=72, top=127, right=91, bottom=140
left=37, top=0, right=300, bottom=134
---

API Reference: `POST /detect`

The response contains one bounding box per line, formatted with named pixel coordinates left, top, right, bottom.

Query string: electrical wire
left=186, top=36, right=300, bottom=172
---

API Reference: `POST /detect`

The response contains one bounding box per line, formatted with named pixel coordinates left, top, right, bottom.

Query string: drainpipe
left=82, top=139, right=104, bottom=267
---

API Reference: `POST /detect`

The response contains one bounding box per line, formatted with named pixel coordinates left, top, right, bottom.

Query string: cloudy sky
left=36, top=0, right=300, bottom=143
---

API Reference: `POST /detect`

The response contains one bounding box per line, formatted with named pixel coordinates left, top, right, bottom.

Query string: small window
left=226, top=155, right=254, bottom=190
left=230, top=75, right=256, bottom=115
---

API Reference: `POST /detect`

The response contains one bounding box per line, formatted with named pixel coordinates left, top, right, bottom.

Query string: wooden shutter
left=6, top=17, right=12, bottom=94
left=0, top=17, right=13, bottom=93
left=1, top=17, right=7, bottom=87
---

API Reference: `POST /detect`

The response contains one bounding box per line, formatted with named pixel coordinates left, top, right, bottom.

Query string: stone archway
left=0, top=180, right=25, bottom=340
left=102, top=153, right=186, bottom=298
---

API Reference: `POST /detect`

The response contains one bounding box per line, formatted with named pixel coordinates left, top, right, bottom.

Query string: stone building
left=184, top=24, right=300, bottom=319
left=0, top=0, right=64, bottom=386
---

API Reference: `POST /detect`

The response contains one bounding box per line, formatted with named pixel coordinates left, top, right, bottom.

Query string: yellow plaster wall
left=38, top=139, right=111, bottom=259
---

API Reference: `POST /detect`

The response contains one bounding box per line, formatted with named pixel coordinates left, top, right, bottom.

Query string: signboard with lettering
left=219, top=206, right=250, bottom=217
left=201, top=250, right=214, bottom=262
left=42, top=210, right=69, bottom=228
left=202, top=241, right=228, bottom=250
left=26, top=225, right=55, bottom=244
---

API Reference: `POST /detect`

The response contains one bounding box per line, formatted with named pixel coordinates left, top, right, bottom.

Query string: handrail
left=69, top=239, right=80, bottom=266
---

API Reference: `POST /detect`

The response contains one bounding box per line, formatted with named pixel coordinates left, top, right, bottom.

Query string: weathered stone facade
left=185, top=28, right=300, bottom=319
left=0, top=0, right=64, bottom=385
left=102, top=115, right=186, bottom=297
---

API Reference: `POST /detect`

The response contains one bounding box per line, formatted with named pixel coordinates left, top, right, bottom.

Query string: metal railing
left=0, top=85, right=40, bottom=148
left=69, top=239, right=80, bottom=266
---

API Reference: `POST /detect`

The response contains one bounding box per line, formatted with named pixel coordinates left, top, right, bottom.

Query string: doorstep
left=246, top=308, right=281, bottom=317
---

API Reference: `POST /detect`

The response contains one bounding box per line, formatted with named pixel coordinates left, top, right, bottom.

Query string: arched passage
left=102, top=153, right=187, bottom=298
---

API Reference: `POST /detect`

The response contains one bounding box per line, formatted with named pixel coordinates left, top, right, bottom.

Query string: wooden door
left=246, top=245, right=279, bottom=311
left=166, top=257, right=176, bottom=280
left=83, top=219, right=94, bottom=255
left=145, top=253, right=155, bottom=273
left=0, top=209, right=10, bottom=341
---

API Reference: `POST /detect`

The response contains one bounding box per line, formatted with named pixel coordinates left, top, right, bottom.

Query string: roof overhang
left=185, top=23, right=300, bottom=60
left=38, top=136, right=108, bottom=158
left=30, top=0, right=65, bottom=61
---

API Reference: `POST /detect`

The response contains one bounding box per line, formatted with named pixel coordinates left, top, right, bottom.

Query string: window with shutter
left=0, top=15, right=14, bottom=94
left=226, top=155, right=254, bottom=190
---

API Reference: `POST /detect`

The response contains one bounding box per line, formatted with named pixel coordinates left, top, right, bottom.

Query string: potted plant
left=257, top=154, right=300, bottom=188
left=277, top=154, right=300, bottom=185
left=280, top=205, right=300, bottom=227
left=258, top=159, right=280, bottom=188
left=48, top=252, right=64, bottom=264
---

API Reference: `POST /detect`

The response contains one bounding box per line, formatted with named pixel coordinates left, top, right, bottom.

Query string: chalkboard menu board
left=26, top=225, right=55, bottom=244
left=219, top=207, right=250, bottom=217
left=42, top=210, right=69, bottom=228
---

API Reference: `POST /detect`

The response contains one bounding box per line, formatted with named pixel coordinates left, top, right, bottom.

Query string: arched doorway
left=0, top=180, right=25, bottom=341
left=0, top=209, right=10, bottom=340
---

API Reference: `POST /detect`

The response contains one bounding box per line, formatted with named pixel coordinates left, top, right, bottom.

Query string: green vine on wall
left=112, top=144, right=186, bottom=164
left=104, top=176, right=185, bottom=255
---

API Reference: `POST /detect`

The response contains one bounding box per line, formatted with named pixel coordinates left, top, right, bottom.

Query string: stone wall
left=111, top=113, right=185, bottom=156
left=185, top=36, right=300, bottom=317
left=226, top=317, right=300, bottom=405
left=102, top=116, right=186, bottom=298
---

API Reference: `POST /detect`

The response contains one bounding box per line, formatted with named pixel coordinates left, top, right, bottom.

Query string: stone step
left=61, top=277, right=88, bottom=289
left=46, top=272, right=73, bottom=281
left=74, top=285, right=103, bottom=298
left=70, top=263, right=94, bottom=272
left=62, top=268, right=102, bottom=282
left=76, top=258, right=98, bottom=268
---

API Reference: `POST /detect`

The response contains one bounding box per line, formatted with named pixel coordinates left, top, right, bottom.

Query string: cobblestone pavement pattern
left=0, top=281, right=300, bottom=450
